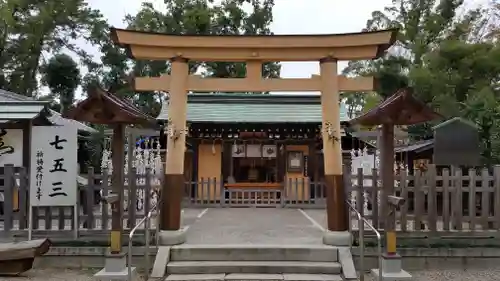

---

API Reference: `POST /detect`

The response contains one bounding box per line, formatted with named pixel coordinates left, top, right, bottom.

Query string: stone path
left=185, top=208, right=324, bottom=244
left=1, top=207, right=485, bottom=233
left=4, top=268, right=500, bottom=281
left=302, top=209, right=483, bottom=231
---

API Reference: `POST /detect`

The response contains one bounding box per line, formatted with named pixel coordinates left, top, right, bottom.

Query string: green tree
left=87, top=0, right=281, bottom=118
left=0, top=0, right=107, bottom=96
left=341, top=0, right=478, bottom=112
left=409, top=40, right=500, bottom=163
left=338, top=0, right=500, bottom=164
left=41, top=54, right=81, bottom=115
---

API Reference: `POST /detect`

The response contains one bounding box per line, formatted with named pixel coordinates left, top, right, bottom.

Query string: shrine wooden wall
left=196, top=143, right=222, bottom=200
left=285, top=145, right=310, bottom=200
left=191, top=142, right=326, bottom=201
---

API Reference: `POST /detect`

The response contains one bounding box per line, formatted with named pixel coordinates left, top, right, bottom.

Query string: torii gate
left=111, top=28, right=397, bottom=246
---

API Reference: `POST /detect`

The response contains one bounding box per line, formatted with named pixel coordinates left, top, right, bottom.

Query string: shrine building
left=157, top=93, right=369, bottom=198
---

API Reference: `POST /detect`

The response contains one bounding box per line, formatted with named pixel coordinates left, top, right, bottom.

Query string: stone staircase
left=150, top=245, right=357, bottom=281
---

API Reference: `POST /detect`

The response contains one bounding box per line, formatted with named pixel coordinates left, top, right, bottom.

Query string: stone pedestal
left=94, top=251, right=138, bottom=281
left=370, top=253, right=412, bottom=281
left=158, top=229, right=187, bottom=245
left=322, top=230, right=351, bottom=246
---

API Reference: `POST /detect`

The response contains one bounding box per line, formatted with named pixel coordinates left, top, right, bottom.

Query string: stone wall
left=35, top=247, right=500, bottom=271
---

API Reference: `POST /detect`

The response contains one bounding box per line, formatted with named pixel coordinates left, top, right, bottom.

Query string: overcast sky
left=83, top=0, right=396, bottom=77
left=80, top=0, right=487, bottom=95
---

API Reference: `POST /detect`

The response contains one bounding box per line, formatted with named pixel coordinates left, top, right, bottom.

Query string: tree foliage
left=41, top=53, right=81, bottom=114
left=0, top=0, right=106, bottom=96
left=0, top=0, right=279, bottom=114
left=83, top=0, right=280, bottom=118
left=410, top=40, right=500, bottom=163
left=341, top=0, right=500, bottom=164
left=0, top=0, right=280, bottom=171
left=3, top=0, right=500, bottom=165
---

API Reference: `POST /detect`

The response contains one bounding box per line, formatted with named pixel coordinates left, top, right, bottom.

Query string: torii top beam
left=110, top=28, right=398, bottom=62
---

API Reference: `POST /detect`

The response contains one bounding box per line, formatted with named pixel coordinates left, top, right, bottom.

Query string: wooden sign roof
left=64, top=86, right=153, bottom=125
left=432, top=117, right=479, bottom=130
left=349, top=88, right=442, bottom=126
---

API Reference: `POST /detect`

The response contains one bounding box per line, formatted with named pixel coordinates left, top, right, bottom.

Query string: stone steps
left=151, top=244, right=350, bottom=281
left=170, top=245, right=338, bottom=262
left=165, top=273, right=343, bottom=281
left=167, top=261, right=342, bottom=275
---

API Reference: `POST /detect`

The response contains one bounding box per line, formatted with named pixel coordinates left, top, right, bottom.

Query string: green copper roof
left=157, top=94, right=350, bottom=123
left=0, top=88, right=97, bottom=132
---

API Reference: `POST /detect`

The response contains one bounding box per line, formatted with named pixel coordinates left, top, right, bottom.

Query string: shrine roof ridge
left=349, top=88, right=442, bottom=126
left=0, top=88, right=97, bottom=133
left=0, top=100, right=50, bottom=105
left=158, top=93, right=349, bottom=123
left=432, top=116, right=479, bottom=130
left=182, top=93, right=322, bottom=104
left=65, top=86, right=154, bottom=125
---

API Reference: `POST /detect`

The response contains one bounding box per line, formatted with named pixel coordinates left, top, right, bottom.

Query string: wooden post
left=494, top=165, right=500, bottom=229
left=246, top=61, right=262, bottom=82
left=380, top=123, right=396, bottom=254
left=376, top=131, right=383, bottom=229
left=110, top=124, right=125, bottom=254
left=308, top=141, right=316, bottom=182
left=161, top=57, right=189, bottom=231
left=86, top=167, right=95, bottom=229
left=3, top=165, right=14, bottom=232
left=319, top=57, right=348, bottom=233
left=192, top=139, right=199, bottom=181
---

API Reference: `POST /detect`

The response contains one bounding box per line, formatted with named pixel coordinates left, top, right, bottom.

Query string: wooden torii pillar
left=111, top=28, right=398, bottom=246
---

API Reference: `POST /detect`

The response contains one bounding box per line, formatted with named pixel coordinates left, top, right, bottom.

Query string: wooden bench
left=0, top=239, right=51, bottom=275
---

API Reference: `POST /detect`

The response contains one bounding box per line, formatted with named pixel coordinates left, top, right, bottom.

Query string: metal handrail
left=128, top=199, right=161, bottom=281
left=346, top=200, right=382, bottom=281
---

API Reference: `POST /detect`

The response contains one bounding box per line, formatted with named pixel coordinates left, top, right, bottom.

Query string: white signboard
left=246, top=145, right=262, bottom=157
left=262, top=145, right=277, bottom=158
left=29, top=126, right=78, bottom=206
left=0, top=129, right=23, bottom=166
left=232, top=144, right=246, bottom=157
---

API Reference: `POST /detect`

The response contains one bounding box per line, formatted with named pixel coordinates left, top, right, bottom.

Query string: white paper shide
left=30, top=126, right=77, bottom=206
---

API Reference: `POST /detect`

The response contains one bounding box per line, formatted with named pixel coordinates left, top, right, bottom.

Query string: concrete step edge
left=164, top=273, right=343, bottom=281
left=167, top=261, right=341, bottom=267
left=171, top=245, right=339, bottom=250
left=166, top=274, right=225, bottom=281
left=170, top=247, right=338, bottom=262
left=166, top=261, right=342, bottom=274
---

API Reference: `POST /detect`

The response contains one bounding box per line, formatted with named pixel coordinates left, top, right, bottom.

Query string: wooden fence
left=0, top=165, right=161, bottom=240
left=348, top=165, right=500, bottom=233
left=0, top=166, right=324, bottom=239
left=2, top=164, right=500, bottom=240
left=182, top=178, right=326, bottom=208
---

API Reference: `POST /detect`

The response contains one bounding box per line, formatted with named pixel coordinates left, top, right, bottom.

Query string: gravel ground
left=3, top=208, right=500, bottom=280
left=364, top=267, right=500, bottom=280
left=4, top=268, right=500, bottom=281
left=0, top=269, right=96, bottom=281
